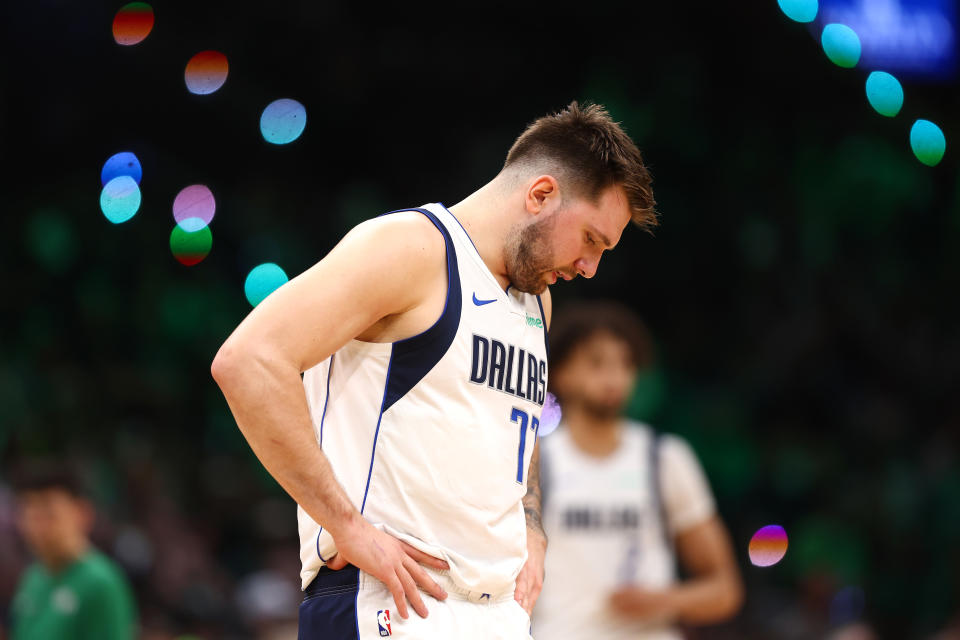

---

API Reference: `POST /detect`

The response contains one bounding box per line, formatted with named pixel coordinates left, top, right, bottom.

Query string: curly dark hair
left=548, top=300, right=654, bottom=380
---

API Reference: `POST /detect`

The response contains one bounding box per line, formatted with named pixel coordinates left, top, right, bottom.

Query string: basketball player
left=211, top=103, right=656, bottom=638
left=533, top=302, right=743, bottom=639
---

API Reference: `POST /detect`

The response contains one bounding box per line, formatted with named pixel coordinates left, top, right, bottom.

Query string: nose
left=574, top=257, right=598, bottom=279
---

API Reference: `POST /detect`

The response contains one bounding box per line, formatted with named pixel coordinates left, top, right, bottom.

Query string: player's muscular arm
left=514, top=287, right=551, bottom=616
left=515, top=430, right=546, bottom=617
left=610, top=517, right=744, bottom=624
left=211, top=213, right=449, bottom=619
left=522, top=442, right=545, bottom=537
left=669, top=517, right=743, bottom=623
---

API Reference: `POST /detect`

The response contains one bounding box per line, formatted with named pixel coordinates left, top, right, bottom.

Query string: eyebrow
left=589, top=225, right=614, bottom=249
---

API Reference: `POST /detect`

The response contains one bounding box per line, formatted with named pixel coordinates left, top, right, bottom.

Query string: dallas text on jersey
left=469, top=334, right=547, bottom=405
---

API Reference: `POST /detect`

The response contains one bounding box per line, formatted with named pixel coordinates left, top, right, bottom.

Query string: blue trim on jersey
left=381, top=209, right=462, bottom=413
left=361, top=349, right=393, bottom=515
left=316, top=529, right=327, bottom=563
left=319, top=354, right=335, bottom=448
left=536, top=295, right=550, bottom=357
left=438, top=202, right=481, bottom=255
left=316, top=354, right=335, bottom=564
left=359, top=207, right=462, bottom=515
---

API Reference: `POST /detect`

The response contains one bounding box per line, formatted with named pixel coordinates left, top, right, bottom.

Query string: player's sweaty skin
left=211, top=169, right=630, bottom=620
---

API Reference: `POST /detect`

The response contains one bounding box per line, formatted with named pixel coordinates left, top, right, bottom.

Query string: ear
left=551, top=365, right=573, bottom=398
left=524, top=175, right=560, bottom=215
left=76, top=498, right=96, bottom=534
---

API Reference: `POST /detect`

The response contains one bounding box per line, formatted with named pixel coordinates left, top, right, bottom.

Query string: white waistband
left=359, top=566, right=516, bottom=604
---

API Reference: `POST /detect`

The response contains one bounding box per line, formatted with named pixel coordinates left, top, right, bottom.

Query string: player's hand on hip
left=514, top=527, right=546, bottom=616
left=326, top=520, right=449, bottom=619
left=608, top=586, right=677, bottom=623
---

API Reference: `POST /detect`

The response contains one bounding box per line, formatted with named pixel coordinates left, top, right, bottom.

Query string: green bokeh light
left=25, top=210, right=78, bottom=274
left=821, top=24, right=861, bottom=68
left=910, top=119, right=946, bottom=167
left=169, top=220, right=213, bottom=266
left=865, top=71, right=903, bottom=118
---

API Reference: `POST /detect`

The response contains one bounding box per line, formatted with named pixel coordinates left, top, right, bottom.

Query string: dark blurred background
left=1, top=0, right=958, bottom=638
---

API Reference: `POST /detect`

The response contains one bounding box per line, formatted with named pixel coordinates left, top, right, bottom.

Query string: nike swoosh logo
left=472, top=293, right=497, bottom=306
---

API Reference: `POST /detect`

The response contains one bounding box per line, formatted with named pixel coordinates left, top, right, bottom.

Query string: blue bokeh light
left=865, top=71, right=904, bottom=117
left=816, top=0, right=956, bottom=80
left=244, top=263, right=289, bottom=306
left=778, top=0, right=818, bottom=23
left=910, top=119, right=946, bottom=166
left=260, top=99, right=307, bottom=145
left=100, top=176, right=142, bottom=224
left=101, top=151, right=142, bottom=185
left=821, top=23, right=862, bottom=68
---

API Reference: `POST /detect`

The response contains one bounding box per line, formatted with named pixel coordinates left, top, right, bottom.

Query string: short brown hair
left=548, top=300, right=654, bottom=380
left=11, top=459, right=86, bottom=498
left=505, top=101, right=657, bottom=232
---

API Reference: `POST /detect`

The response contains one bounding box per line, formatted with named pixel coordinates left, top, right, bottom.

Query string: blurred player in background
left=9, top=463, right=136, bottom=640
left=534, top=302, right=742, bottom=639
left=212, top=103, right=656, bottom=638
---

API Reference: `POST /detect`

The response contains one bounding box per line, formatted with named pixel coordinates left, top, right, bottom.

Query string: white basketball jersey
left=534, top=423, right=702, bottom=640
left=298, top=203, right=550, bottom=595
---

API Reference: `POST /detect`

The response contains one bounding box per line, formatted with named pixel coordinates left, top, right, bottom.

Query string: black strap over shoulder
left=648, top=429, right=674, bottom=551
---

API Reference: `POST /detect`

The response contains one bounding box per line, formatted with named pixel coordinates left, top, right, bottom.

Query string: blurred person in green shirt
left=9, top=463, right=136, bottom=640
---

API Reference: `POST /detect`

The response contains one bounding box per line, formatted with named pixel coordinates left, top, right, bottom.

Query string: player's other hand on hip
left=326, top=520, right=449, bottom=619
left=608, top=586, right=676, bottom=623
left=514, top=527, right=547, bottom=616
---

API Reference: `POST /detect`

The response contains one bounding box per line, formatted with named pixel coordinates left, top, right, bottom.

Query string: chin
left=508, top=278, right=547, bottom=295
left=584, top=401, right=624, bottom=421
left=530, top=281, right=549, bottom=295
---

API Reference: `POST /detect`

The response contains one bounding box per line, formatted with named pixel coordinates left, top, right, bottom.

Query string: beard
left=579, top=396, right=624, bottom=421
left=557, top=390, right=624, bottom=422
left=504, top=213, right=558, bottom=294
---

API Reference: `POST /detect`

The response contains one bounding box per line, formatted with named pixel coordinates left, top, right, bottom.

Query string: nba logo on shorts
left=377, top=609, right=392, bottom=636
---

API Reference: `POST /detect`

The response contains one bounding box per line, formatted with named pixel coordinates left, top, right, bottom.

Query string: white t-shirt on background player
left=533, top=421, right=716, bottom=640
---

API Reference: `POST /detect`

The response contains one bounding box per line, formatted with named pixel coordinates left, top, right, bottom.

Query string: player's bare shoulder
left=349, top=210, right=450, bottom=343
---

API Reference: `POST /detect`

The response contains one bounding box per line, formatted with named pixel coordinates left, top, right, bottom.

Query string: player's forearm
left=211, top=346, right=360, bottom=538
left=523, top=442, right=546, bottom=543
left=668, top=570, right=743, bottom=624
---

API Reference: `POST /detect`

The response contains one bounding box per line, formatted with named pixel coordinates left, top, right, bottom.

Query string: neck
left=446, top=176, right=517, bottom=291
left=41, top=538, right=88, bottom=573
left=564, top=403, right=623, bottom=458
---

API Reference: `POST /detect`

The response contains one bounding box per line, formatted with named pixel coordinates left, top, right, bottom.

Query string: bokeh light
left=821, top=24, right=861, bottom=68
left=244, top=263, right=288, bottom=307
left=830, top=585, right=866, bottom=626
left=26, top=210, right=78, bottom=274
left=184, top=51, right=229, bottom=95
left=260, top=99, right=307, bottom=145
left=749, top=524, right=789, bottom=567
left=865, top=71, right=903, bottom=118
left=910, top=119, right=946, bottom=167
left=101, top=151, right=143, bottom=185
left=173, top=185, right=216, bottom=231
left=100, top=176, right=141, bottom=224
left=538, top=392, right=563, bottom=437
left=112, top=2, right=155, bottom=46
left=778, top=0, right=818, bottom=23
left=170, top=222, right=213, bottom=266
